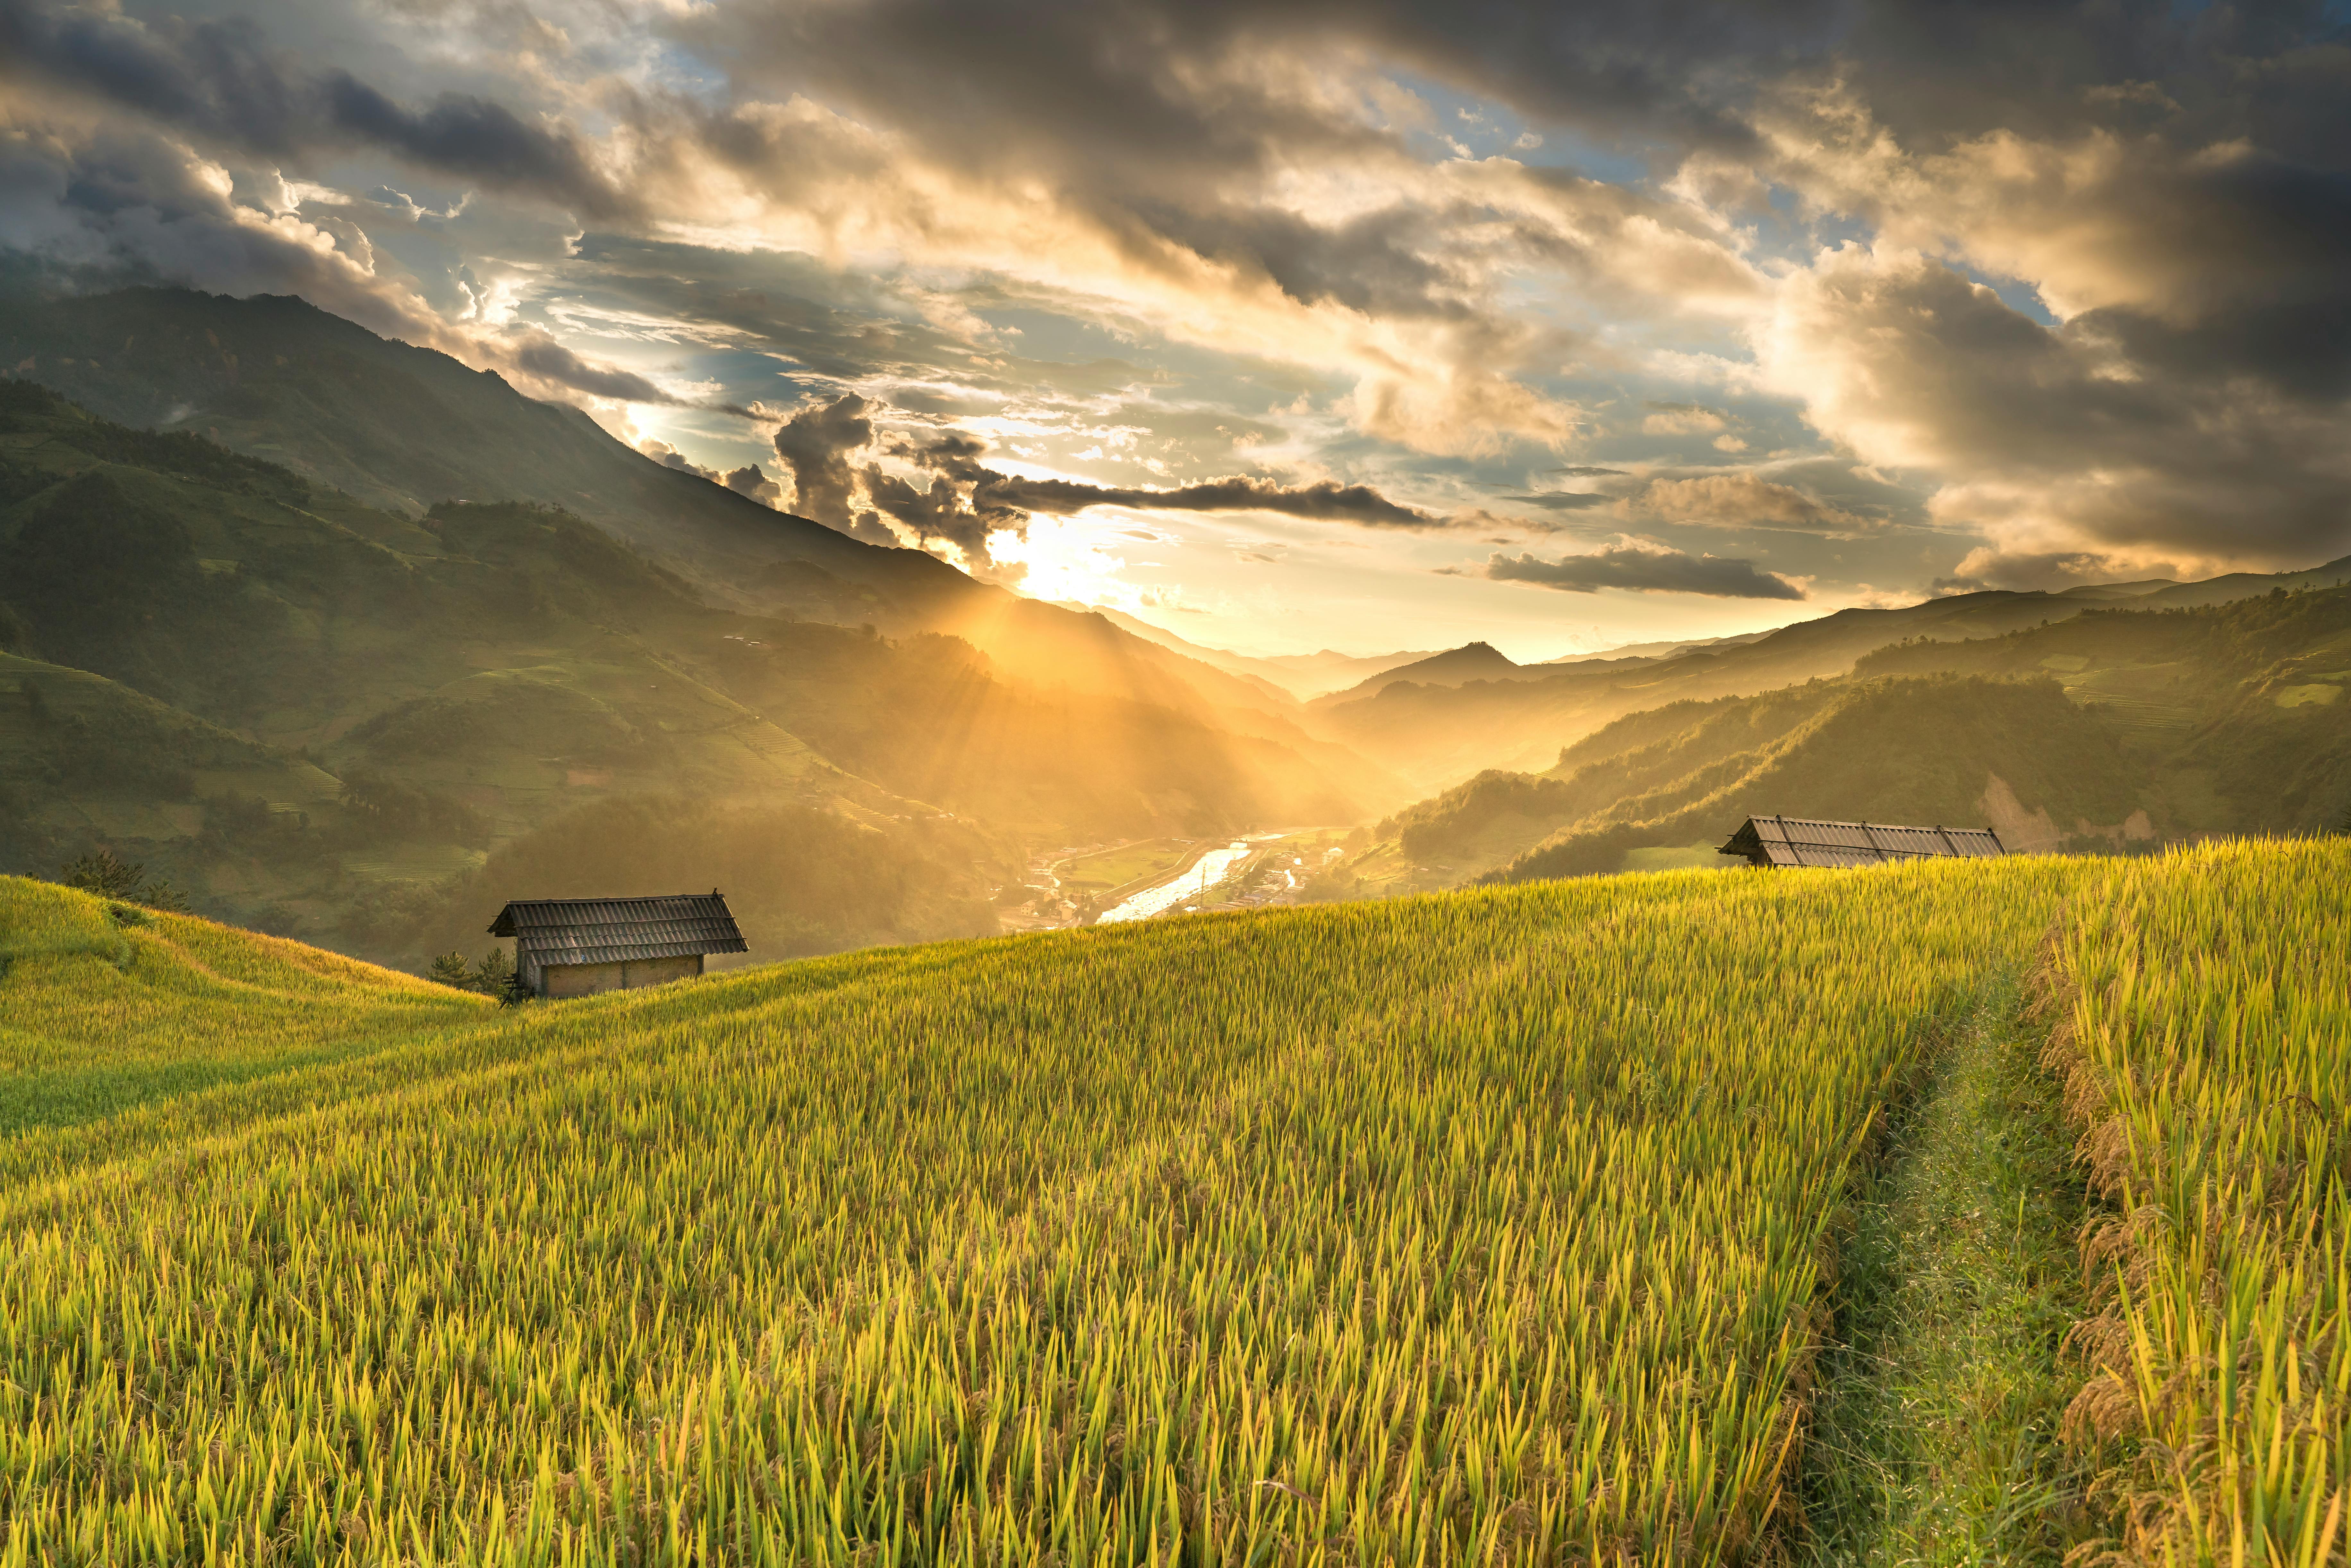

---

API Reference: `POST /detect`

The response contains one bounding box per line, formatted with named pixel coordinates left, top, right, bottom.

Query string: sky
left=4, top=0, right=2351, bottom=660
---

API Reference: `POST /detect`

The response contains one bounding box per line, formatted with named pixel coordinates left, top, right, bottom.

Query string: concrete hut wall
left=540, top=954, right=704, bottom=998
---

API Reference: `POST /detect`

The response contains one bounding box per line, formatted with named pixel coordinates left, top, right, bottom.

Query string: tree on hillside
left=427, top=952, right=474, bottom=990
left=471, top=947, right=522, bottom=1003
left=57, top=848, right=190, bottom=912
left=60, top=849, right=142, bottom=899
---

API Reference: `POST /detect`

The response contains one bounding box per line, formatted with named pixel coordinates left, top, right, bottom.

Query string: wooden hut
left=488, top=892, right=748, bottom=998
left=1718, top=815, right=2006, bottom=868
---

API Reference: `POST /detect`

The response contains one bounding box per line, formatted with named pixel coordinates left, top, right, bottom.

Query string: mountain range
left=1300, top=561, right=2351, bottom=795
left=1323, top=579, right=2351, bottom=898
left=0, top=298, right=1393, bottom=964
left=8, top=281, right=2351, bottom=972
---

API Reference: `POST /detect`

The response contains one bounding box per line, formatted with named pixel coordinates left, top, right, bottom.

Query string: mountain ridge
left=0, top=377, right=1381, bottom=962
left=0, top=285, right=1409, bottom=805
left=1303, top=561, right=2351, bottom=795
left=1315, top=578, right=2351, bottom=899
left=1073, top=605, right=1437, bottom=700
left=0, top=286, right=970, bottom=621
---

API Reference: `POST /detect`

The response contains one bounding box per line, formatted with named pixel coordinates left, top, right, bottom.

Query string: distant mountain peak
left=1406, top=641, right=1521, bottom=673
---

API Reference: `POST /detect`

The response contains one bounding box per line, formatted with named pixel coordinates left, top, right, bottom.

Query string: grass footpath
left=1803, top=976, right=2095, bottom=1564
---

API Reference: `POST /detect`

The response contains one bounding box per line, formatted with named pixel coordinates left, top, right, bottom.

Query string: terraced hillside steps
left=0, top=842, right=2342, bottom=1564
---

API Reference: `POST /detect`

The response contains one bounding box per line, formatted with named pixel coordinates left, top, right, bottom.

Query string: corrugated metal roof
left=488, top=892, right=748, bottom=962
left=1719, top=816, right=2005, bottom=868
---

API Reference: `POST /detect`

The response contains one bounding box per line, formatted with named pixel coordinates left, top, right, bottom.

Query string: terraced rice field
left=2037, top=847, right=2348, bottom=1564
left=0, top=841, right=2341, bottom=1564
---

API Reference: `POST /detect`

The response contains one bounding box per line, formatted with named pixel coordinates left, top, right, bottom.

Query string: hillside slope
left=0, top=286, right=965, bottom=619
left=0, top=649, right=337, bottom=873
left=1336, top=582, right=2351, bottom=895
left=1, top=840, right=2337, bottom=1564
left=1308, top=562, right=2351, bottom=793
left=1340, top=675, right=2138, bottom=892
left=0, top=877, right=489, bottom=1136
left=1853, top=583, right=2351, bottom=835
left=0, top=381, right=1376, bottom=961
left=0, top=287, right=1393, bottom=783
left=1483, top=675, right=2142, bottom=882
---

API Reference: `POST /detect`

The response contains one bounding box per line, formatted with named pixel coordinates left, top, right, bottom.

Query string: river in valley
left=1093, top=838, right=1264, bottom=925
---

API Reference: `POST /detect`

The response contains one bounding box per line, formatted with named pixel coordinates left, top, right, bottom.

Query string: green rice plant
left=0, top=877, right=491, bottom=1137
left=2038, top=839, right=2350, bottom=1565
left=0, top=856, right=2099, bottom=1564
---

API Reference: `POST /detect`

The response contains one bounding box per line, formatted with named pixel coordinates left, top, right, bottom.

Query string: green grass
left=0, top=876, right=490, bottom=1137
left=1801, top=976, right=2093, bottom=1564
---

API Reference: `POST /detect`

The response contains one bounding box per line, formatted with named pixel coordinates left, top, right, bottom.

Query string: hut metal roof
left=489, top=892, right=748, bottom=967
left=1718, top=815, right=2006, bottom=868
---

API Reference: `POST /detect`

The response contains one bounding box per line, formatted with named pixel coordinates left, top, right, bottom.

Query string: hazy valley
left=10, top=286, right=2351, bottom=973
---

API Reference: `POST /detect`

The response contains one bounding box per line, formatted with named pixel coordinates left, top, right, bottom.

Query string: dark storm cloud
left=759, top=392, right=902, bottom=545
left=1743, top=9, right=2351, bottom=576
left=862, top=466, right=992, bottom=560
left=723, top=464, right=784, bottom=507
left=1496, top=492, right=1615, bottom=511
left=510, top=333, right=676, bottom=405
left=857, top=422, right=1467, bottom=557
left=704, top=0, right=1832, bottom=183
left=2060, top=153, right=2351, bottom=403
left=318, top=75, right=617, bottom=209
left=0, top=0, right=628, bottom=216
left=10, top=0, right=2351, bottom=591
left=1769, top=248, right=2351, bottom=570
left=978, top=474, right=1441, bottom=529
left=771, top=394, right=873, bottom=532
left=1831, top=0, right=2351, bottom=158
left=1483, top=546, right=1806, bottom=599
left=642, top=441, right=718, bottom=479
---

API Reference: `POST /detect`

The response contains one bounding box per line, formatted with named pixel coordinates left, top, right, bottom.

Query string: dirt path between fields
left=1796, top=978, right=2095, bottom=1566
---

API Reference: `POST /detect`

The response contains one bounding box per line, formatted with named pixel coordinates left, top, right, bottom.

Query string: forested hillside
left=0, top=286, right=1395, bottom=785
left=1308, top=561, right=2351, bottom=795
left=0, top=379, right=1375, bottom=964
left=1326, top=584, right=2351, bottom=894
